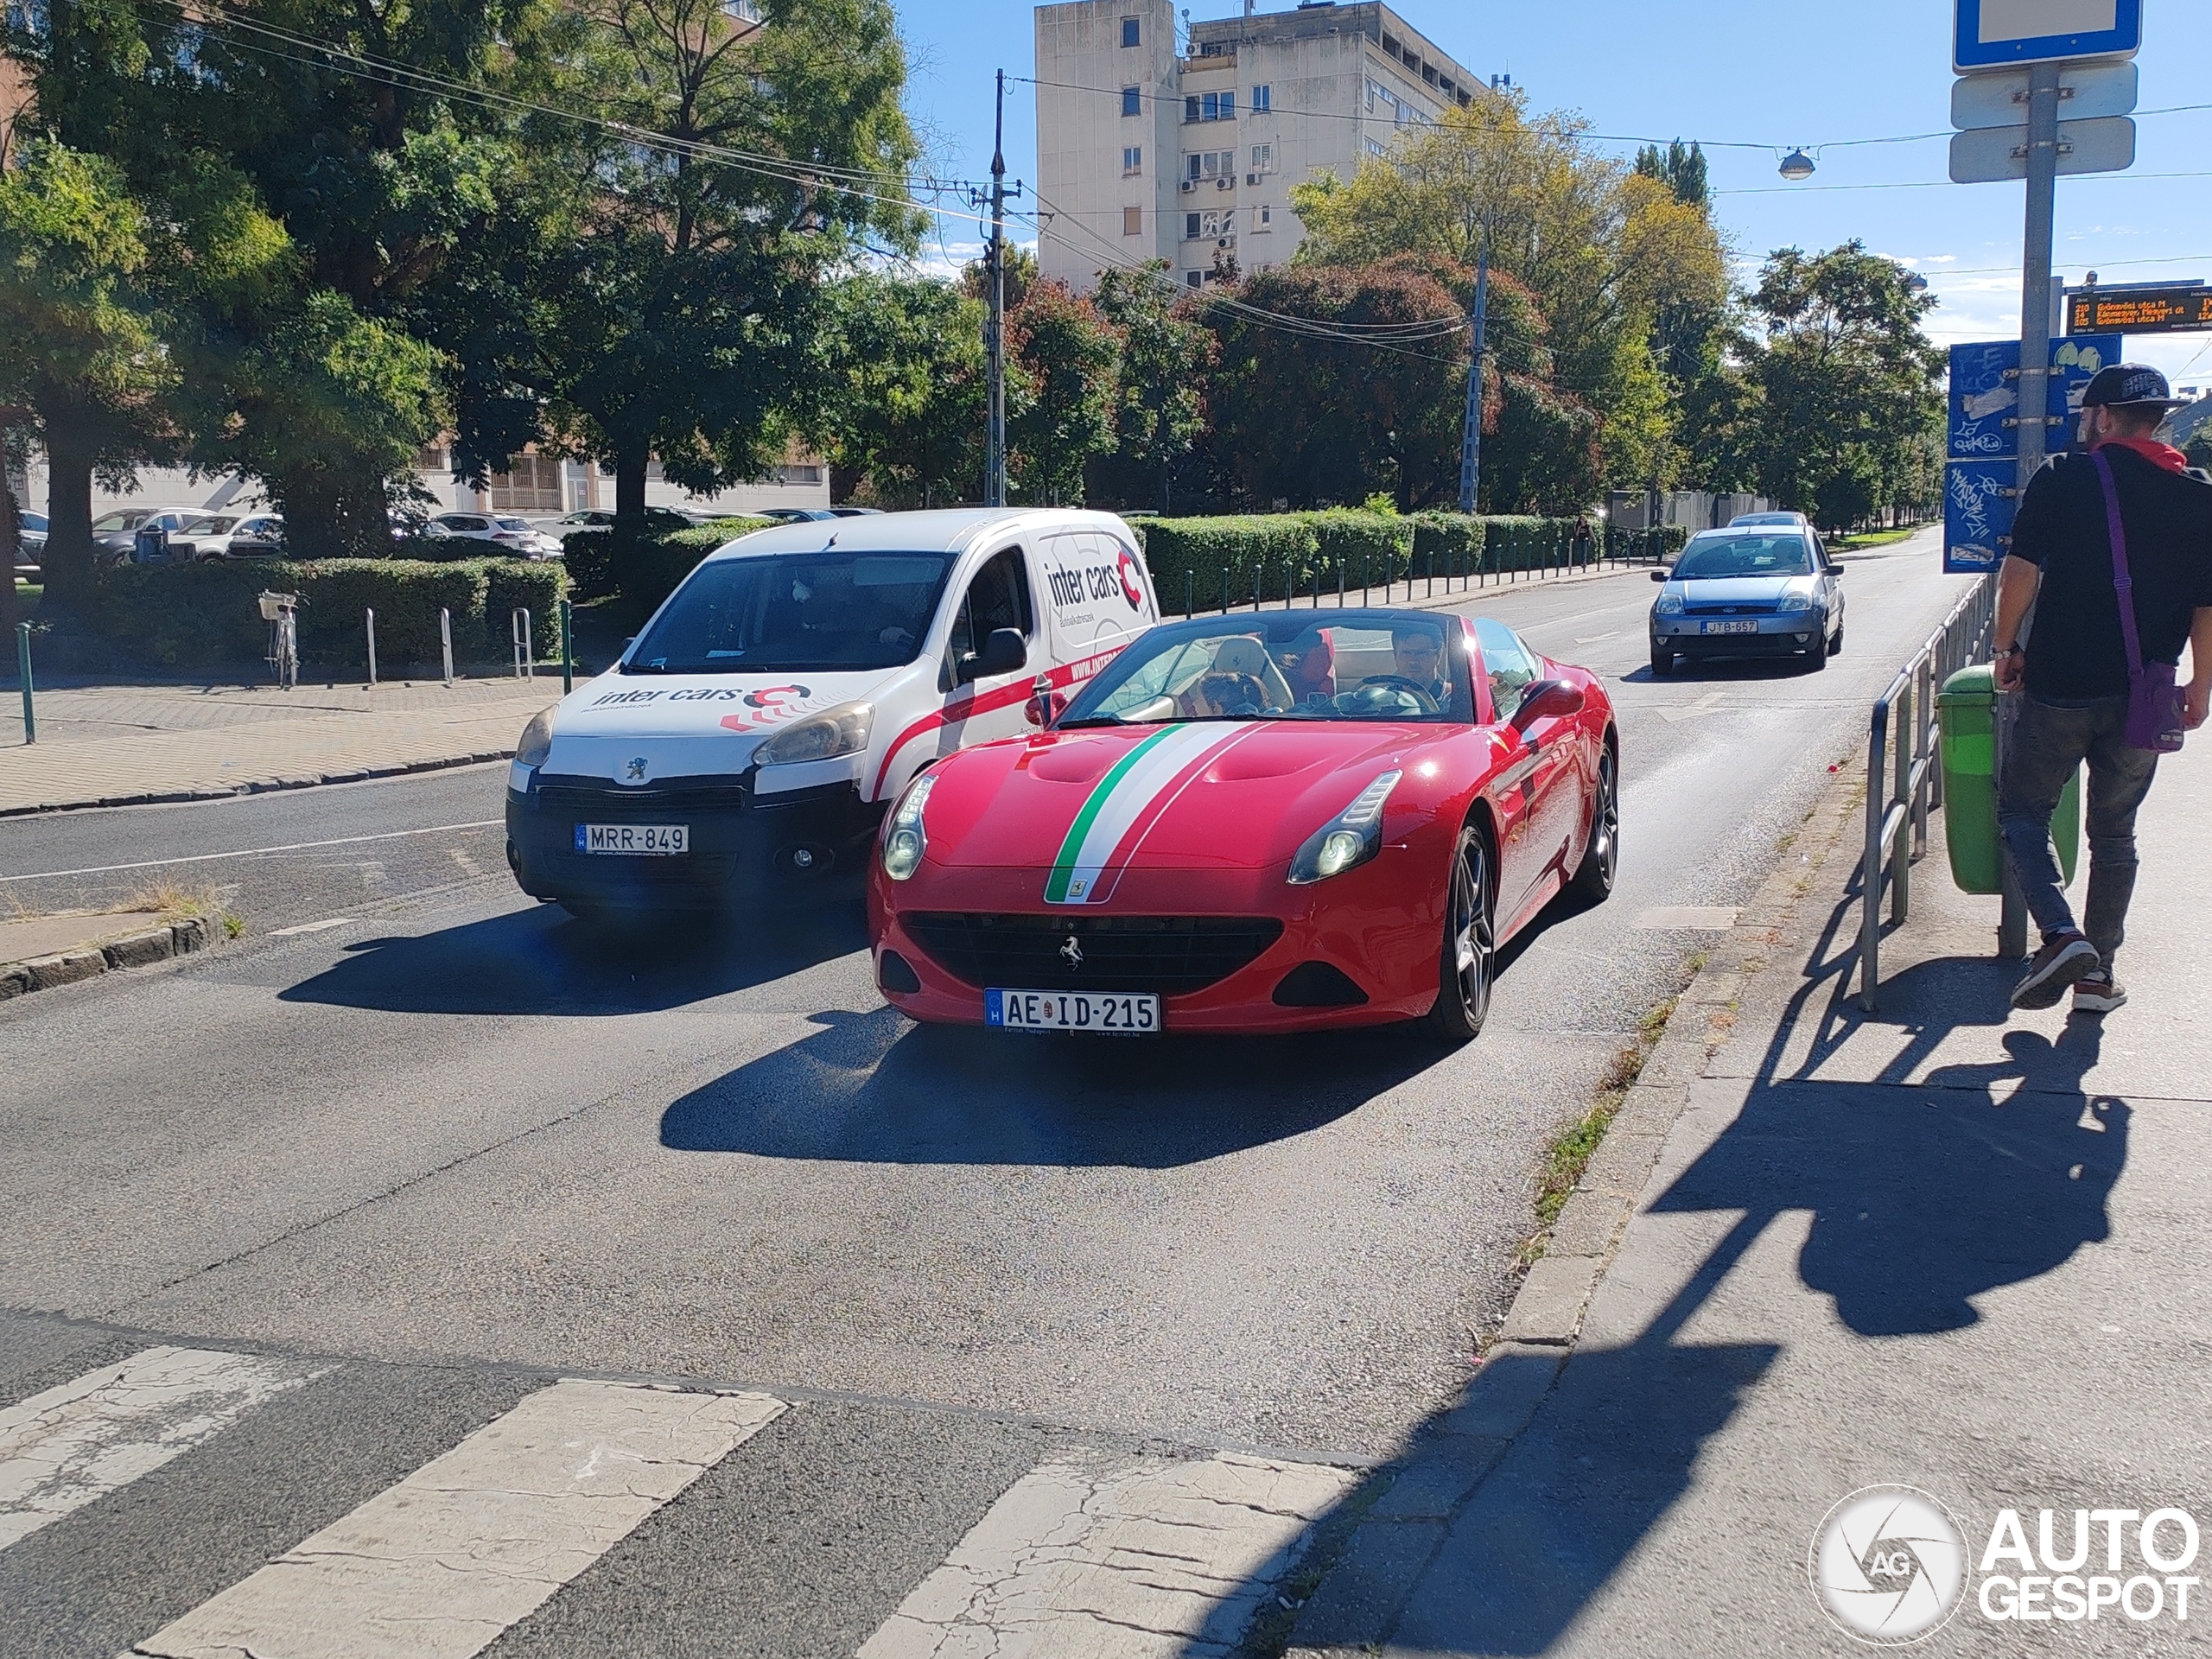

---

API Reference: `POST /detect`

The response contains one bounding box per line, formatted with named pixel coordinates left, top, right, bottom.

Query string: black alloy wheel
left=1427, top=824, right=1497, bottom=1043
left=1568, top=744, right=1619, bottom=903
left=1649, top=643, right=1674, bottom=677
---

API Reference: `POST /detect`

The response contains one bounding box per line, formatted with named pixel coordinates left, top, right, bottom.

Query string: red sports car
left=866, top=607, right=1618, bottom=1039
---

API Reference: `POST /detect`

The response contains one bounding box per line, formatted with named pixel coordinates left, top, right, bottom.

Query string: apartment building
left=1034, top=0, right=1480, bottom=294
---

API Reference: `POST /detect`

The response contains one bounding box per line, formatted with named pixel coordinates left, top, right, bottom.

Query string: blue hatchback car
left=1649, top=527, right=1845, bottom=676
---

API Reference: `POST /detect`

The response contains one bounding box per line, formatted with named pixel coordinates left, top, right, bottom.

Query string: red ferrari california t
left=866, top=607, right=1618, bottom=1039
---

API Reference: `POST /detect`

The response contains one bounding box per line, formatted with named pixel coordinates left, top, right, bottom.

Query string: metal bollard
left=512, top=607, right=534, bottom=679
left=559, top=597, right=575, bottom=694
left=16, top=621, right=32, bottom=745
left=440, top=607, right=454, bottom=686
left=365, top=608, right=378, bottom=687
left=1219, top=565, right=1228, bottom=615
left=1184, top=569, right=1193, bottom=619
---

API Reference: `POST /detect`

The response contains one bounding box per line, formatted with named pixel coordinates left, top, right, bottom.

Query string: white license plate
left=987, top=988, right=1160, bottom=1034
left=1701, top=620, right=1759, bottom=635
left=575, top=823, right=688, bottom=855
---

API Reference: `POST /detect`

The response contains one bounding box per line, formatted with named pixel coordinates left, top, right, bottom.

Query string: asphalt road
left=0, top=530, right=1976, bottom=1654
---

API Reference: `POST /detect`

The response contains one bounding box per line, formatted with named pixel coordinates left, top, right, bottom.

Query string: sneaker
left=2073, top=974, right=2128, bottom=1014
left=2011, top=931, right=2100, bottom=1010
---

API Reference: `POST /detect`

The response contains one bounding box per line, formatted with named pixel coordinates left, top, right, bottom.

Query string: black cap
left=2081, top=363, right=2189, bottom=410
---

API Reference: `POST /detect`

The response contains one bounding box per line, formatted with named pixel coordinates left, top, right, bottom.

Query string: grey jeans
left=1997, top=694, right=2159, bottom=971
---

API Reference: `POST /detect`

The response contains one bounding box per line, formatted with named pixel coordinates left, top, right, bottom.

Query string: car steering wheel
left=1344, top=676, right=1440, bottom=715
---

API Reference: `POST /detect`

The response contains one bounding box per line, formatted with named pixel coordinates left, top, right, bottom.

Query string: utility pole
left=982, top=70, right=1018, bottom=508
left=1456, top=232, right=1490, bottom=514
left=1997, top=59, right=2063, bottom=962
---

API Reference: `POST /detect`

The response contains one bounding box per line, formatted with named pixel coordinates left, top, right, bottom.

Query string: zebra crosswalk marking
left=125, top=1378, right=785, bottom=1659
left=0, top=1344, right=316, bottom=1553
left=855, top=1446, right=1358, bottom=1659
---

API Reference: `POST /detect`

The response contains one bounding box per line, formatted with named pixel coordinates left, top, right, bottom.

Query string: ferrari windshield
left=1059, top=612, right=1468, bottom=725
left=1673, top=533, right=1815, bottom=580
left=625, top=550, right=957, bottom=674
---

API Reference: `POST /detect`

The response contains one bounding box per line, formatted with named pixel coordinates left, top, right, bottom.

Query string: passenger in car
left=1282, top=628, right=1336, bottom=705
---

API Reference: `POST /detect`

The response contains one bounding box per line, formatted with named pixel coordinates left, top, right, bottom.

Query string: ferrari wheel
left=1568, top=744, right=1618, bottom=904
left=1427, top=824, right=1496, bottom=1043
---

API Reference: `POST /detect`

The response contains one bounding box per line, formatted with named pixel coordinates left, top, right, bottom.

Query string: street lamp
left=1904, top=273, right=1929, bottom=295
left=1778, top=149, right=1815, bottom=181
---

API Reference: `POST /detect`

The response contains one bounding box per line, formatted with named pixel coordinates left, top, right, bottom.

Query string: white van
left=505, top=507, right=1160, bottom=916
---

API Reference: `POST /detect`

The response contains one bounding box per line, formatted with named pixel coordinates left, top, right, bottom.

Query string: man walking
left=1994, top=364, right=2212, bottom=1012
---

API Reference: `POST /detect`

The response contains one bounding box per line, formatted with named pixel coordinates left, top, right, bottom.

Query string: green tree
left=1007, top=280, right=1120, bottom=506
left=0, top=142, right=173, bottom=605
left=1634, top=139, right=1709, bottom=208
left=811, top=270, right=986, bottom=506
left=1089, top=261, right=1213, bottom=512
left=547, top=0, right=918, bottom=526
left=1742, top=241, right=1944, bottom=527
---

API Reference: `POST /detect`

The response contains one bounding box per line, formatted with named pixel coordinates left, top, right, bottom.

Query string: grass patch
left=1527, top=993, right=1681, bottom=1237
left=223, top=913, right=246, bottom=940
left=1829, top=526, right=1921, bottom=551
left=124, top=880, right=220, bottom=917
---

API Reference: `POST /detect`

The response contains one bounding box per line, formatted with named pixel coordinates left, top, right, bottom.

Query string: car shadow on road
left=659, top=1005, right=1440, bottom=1167
left=1260, top=878, right=2132, bottom=1655
left=277, top=902, right=868, bottom=1016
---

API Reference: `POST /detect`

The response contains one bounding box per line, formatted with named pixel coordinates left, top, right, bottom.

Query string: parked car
left=423, top=512, right=563, bottom=559
left=91, top=508, right=198, bottom=564
left=541, top=507, right=704, bottom=537
left=168, top=513, right=250, bottom=560
left=1649, top=526, right=1844, bottom=676
left=191, top=513, right=286, bottom=560
left=868, top=608, right=1617, bottom=1040
left=505, top=507, right=1162, bottom=922
left=828, top=506, right=885, bottom=518
left=754, top=507, right=840, bottom=524
left=15, top=510, right=45, bottom=559
left=1727, top=511, right=1812, bottom=530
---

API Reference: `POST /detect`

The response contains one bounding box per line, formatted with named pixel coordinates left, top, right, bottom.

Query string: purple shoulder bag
left=2088, top=448, right=2186, bottom=753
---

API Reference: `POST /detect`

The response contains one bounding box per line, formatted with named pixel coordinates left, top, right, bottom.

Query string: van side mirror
left=1649, top=568, right=1669, bottom=582
left=1510, top=677, right=1585, bottom=734
left=958, top=626, right=1027, bottom=684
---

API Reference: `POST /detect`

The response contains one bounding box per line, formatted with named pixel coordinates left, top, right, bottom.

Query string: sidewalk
left=1290, top=742, right=2212, bottom=1653
left=0, top=677, right=556, bottom=816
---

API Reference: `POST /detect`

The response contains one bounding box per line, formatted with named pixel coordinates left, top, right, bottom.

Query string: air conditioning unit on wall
left=1246, top=172, right=1259, bottom=185
left=1179, top=180, right=1197, bottom=193
left=1216, top=176, right=1232, bottom=189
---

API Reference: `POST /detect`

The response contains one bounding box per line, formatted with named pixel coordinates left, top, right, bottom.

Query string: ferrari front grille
left=904, top=913, right=1285, bottom=995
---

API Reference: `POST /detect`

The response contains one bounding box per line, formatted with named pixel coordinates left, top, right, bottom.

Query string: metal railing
left=1859, top=576, right=1998, bottom=1009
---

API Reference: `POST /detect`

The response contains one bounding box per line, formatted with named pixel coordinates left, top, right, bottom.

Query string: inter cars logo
left=719, top=683, right=821, bottom=733
left=1047, top=551, right=1146, bottom=614
left=1115, top=546, right=1145, bottom=610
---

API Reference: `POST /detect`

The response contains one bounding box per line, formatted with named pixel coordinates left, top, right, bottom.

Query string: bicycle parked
left=257, top=590, right=302, bottom=690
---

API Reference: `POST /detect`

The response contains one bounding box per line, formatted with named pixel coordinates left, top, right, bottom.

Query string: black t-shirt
left=2011, top=446, right=2212, bottom=700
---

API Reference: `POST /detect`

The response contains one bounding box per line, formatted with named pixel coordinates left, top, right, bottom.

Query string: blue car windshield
left=625, top=550, right=957, bottom=674
left=1674, top=535, right=1815, bottom=580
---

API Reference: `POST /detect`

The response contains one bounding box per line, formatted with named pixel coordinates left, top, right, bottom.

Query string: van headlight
left=1287, top=769, right=1401, bottom=885
left=880, top=770, right=937, bottom=881
left=516, top=704, right=556, bottom=767
left=758, top=701, right=873, bottom=767
left=1654, top=591, right=1684, bottom=615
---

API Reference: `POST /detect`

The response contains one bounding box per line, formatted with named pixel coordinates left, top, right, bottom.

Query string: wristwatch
left=1997, top=644, right=2024, bottom=658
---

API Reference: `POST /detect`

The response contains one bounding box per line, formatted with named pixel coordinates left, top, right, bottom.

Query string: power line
left=1719, top=168, right=2212, bottom=196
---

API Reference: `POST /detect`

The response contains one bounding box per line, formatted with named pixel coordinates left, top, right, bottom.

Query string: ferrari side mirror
left=1510, top=678, right=1586, bottom=733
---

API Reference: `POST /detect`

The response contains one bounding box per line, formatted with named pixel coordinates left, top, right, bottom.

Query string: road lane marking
left=267, top=918, right=357, bottom=938
left=128, top=1380, right=784, bottom=1659
left=856, top=1446, right=1357, bottom=1658
left=0, top=821, right=502, bottom=884
left=1636, top=906, right=1739, bottom=931
left=0, top=1346, right=318, bottom=1552
left=1573, top=630, right=1621, bottom=645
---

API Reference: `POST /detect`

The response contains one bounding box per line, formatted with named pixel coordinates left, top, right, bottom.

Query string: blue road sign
left=1946, top=461, right=2018, bottom=575
left=1947, top=335, right=2122, bottom=461
left=1955, top=0, right=2140, bottom=73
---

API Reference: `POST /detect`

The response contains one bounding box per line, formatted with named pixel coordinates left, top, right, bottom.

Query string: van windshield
left=624, top=550, right=959, bottom=675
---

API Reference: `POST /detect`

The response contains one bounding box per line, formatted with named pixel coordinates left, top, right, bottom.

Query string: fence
left=1858, top=575, right=1999, bottom=1010
left=1162, top=523, right=1679, bottom=620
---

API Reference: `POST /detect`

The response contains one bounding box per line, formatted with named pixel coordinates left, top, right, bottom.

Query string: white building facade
left=1034, top=0, right=1480, bottom=295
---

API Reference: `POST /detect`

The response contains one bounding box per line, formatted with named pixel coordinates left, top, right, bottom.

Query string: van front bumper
left=506, top=771, right=883, bottom=911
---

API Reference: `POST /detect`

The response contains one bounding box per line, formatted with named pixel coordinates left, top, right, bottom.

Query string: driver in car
left=1382, top=626, right=1449, bottom=702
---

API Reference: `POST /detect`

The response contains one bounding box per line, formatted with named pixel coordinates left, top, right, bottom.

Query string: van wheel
left=1427, top=825, right=1496, bottom=1044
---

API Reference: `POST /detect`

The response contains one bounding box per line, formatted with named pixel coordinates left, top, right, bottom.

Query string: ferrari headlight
left=515, top=704, right=556, bottom=767
left=1777, top=588, right=1815, bottom=613
left=880, top=769, right=937, bottom=881
left=1654, top=591, right=1684, bottom=616
left=759, top=701, right=873, bottom=767
left=1288, top=769, right=1401, bottom=885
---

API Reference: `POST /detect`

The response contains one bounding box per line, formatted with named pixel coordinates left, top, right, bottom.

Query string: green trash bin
left=1937, top=664, right=2080, bottom=894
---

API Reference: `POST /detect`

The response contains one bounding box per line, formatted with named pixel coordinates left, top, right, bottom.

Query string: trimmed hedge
left=85, top=557, right=569, bottom=669
left=1130, top=515, right=1319, bottom=614
left=561, top=518, right=771, bottom=607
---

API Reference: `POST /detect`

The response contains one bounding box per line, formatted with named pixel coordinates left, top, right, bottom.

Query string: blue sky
left=892, top=0, right=2212, bottom=389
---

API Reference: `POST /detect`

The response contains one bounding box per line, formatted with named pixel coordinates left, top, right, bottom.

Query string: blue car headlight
left=1288, top=770, right=1401, bottom=885
left=1654, top=591, right=1684, bottom=616
left=1778, top=588, right=1815, bottom=613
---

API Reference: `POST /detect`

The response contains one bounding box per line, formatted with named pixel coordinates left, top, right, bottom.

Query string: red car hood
left=920, top=720, right=1454, bottom=886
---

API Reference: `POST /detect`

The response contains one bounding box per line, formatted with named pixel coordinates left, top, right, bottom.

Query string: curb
left=0, top=747, right=515, bottom=821
left=1282, top=760, right=1867, bottom=1654
left=0, top=913, right=219, bottom=1003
